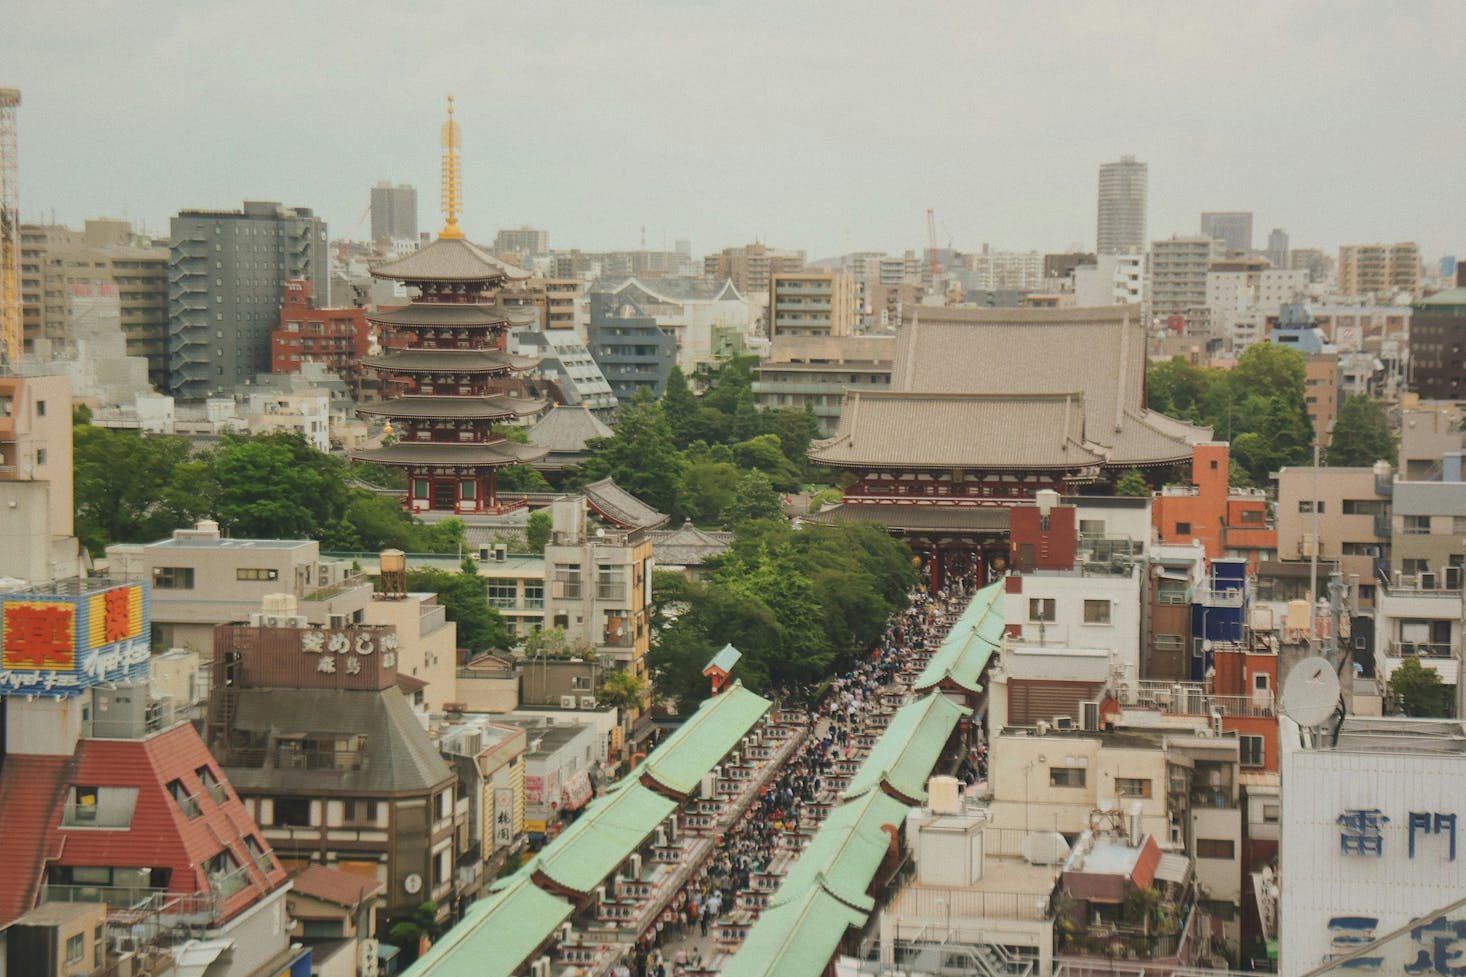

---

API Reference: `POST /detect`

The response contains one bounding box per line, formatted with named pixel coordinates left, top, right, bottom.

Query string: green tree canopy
left=574, top=390, right=683, bottom=515
left=403, top=562, right=512, bottom=655
left=1327, top=393, right=1398, bottom=467
left=524, top=509, right=552, bottom=554
left=1389, top=655, right=1454, bottom=717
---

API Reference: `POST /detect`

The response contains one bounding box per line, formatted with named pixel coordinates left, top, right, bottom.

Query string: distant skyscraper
left=168, top=201, right=327, bottom=399
left=1096, top=156, right=1147, bottom=256
left=1266, top=228, right=1289, bottom=269
left=370, top=181, right=417, bottom=243
left=1200, top=212, right=1254, bottom=254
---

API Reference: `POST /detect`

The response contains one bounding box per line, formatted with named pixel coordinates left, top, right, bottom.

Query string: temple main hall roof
left=371, top=237, right=532, bottom=284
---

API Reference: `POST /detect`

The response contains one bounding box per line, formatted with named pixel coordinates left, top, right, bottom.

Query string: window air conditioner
left=560, top=695, right=576, bottom=709
left=579, top=696, right=597, bottom=710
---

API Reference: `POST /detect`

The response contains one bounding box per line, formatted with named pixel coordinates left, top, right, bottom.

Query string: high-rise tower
left=351, top=97, right=548, bottom=513
left=1096, top=155, right=1147, bottom=256
left=0, top=88, right=21, bottom=364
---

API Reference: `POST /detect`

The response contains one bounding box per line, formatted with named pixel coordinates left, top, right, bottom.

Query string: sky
left=5, top=0, right=1465, bottom=263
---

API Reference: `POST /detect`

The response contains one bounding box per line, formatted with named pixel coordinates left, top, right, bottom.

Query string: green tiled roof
left=406, top=870, right=572, bottom=977
left=772, top=787, right=909, bottom=912
left=719, top=883, right=871, bottom=977
left=914, top=579, right=1005, bottom=693
left=637, top=682, right=771, bottom=796
left=531, top=781, right=678, bottom=894
left=843, top=693, right=971, bottom=804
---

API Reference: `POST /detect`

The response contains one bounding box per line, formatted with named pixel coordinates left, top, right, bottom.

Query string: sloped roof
left=290, top=864, right=384, bottom=907
left=348, top=441, right=549, bottom=468
left=224, top=686, right=454, bottom=794
left=803, top=503, right=1011, bottom=534
left=718, top=883, right=870, bottom=977
left=809, top=390, right=1103, bottom=470
left=365, top=303, right=533, bottom=328
left=0, top=754, right=73, bottom=925
left=408, top=868, right=572, bottom=977
left=1415, top=287, right=1466, bottom=309
left=356, top=395, right=544, bottom=421
left=703, top=643, right=743, bottom=676
left=528, top=780, right=677, bottom=895
left=598, top=276, right=745, bottom=304
left=770, top=787, right=908, bottom=912
left=649, top=519, right=734, bottom=566
left=842, top=693, right=971, bottom=805
left=526, top=404, right=614, bottom=454
left=361, top=349, right=541, bottom=374
left=914, top=579, right=1005, bottom=694
left=637, top=682, right=770, bottom=796
left=371, top=237, right=531, bottom=283
left=584, top=477, right=669, bottom=530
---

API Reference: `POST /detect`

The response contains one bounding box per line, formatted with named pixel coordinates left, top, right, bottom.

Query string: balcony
left=211, top=866, right=252, bottom=900
left=1384, top=640, right=1454, bottom=659
left=60, top=803, right=135, bottom=829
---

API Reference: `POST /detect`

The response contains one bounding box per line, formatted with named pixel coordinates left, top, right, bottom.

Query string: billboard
left=0, top=582, right=150, bottom=697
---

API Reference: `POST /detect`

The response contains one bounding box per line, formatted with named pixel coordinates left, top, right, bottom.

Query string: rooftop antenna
left=438, top=94, right=463, bottom=240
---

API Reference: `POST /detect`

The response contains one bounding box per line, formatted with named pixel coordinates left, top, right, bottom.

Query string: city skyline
left=3, top=1, right=1464, bottom=261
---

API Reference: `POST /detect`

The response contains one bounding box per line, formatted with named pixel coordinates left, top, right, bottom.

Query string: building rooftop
left=526, top=404, right=613, bottom=455
left=370, top=237, right=531, bottom=284
left=289, top=864, right=385, bottom=908
left=583, top=477, right=669, bottom=530
left=1330, top=716, right=1466, bottom=755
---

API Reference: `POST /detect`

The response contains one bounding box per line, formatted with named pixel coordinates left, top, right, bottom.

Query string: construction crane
left=925, top=208, right=940, bottom=279
left=0, top=88, right=20, bottom=365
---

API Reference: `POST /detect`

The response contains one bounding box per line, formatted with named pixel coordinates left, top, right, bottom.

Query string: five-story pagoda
left=352, top=97, right=548, bottom=513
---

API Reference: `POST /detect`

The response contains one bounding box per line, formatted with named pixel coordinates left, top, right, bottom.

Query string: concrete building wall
left=1274, top=466, right=1390, bottom=602
left=360, top=594, right=457, bottom=712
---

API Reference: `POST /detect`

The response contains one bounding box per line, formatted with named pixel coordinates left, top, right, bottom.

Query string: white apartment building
left=1073, top=254, right=1144, bottom=307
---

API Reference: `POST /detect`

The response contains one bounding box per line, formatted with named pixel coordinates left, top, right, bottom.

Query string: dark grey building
left=370, top=182, right=418, bottom=243
left=1200, top=211, right=1254, bottom=255
left=1096, top=155, right=1147, bottom=256
left=586, top=288, right=677, bottom=401
left=168, top=201, right=327, bottom=399
left=1265, top=227, right=1289, bottom=270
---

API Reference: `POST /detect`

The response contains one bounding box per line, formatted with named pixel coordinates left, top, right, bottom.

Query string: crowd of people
left=620, top=578, right=983, bottom=977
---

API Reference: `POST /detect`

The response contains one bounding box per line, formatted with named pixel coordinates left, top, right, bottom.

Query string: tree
left=1327, top=393, right=1398, bottom=467
left=524, top=509, right=552, bottom=554
left=575, top=390, right=683, bottom=514
left=731, top=434, right=803, bottom=491
left=764, top=405, right=821, bottom=467
left=385, top=900, right=443, bottom=964
left=660, top=365, right=700, bottom=449
left=491, top=424, right=553, bottom=493
left=522, top=625, right=594, bottom=660
left=723, top=470, right=783, bottom=527
left=598, top=669, right=649, bottom=713
left=1389, top=655, right=1454, bottom=717
left=677, top=460, right=741, bottom=524
left=73, top=424, right=199, bottom=553
left=1113, top=469, right=1148, bottom=497
left=405, top=565, right=512, bottom=655
left=207, top=432, right=355, bottom=539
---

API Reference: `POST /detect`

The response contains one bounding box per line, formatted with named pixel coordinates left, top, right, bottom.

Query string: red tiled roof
left=1130, top=835, right=1162, bottom=891
left=46, top=724, right=287, bottom=923
left=290, top=864, right=384, bottom=908
left=0, top=754, right=75, bottom=925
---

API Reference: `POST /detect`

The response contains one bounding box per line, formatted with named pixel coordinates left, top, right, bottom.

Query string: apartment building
left=1150, top=236, right=1224, bottom=325
left=1274, top=463, right=1393, bottom=607
left=751, top=333, right=893, bottom=436
left=1409, top=286, right=1466, bottom=400
left=767, top=270, right=858, bottom=339
left=703, top=243, right=804, bottom=294
left=1337, top=242, right=1421, bottom=298
left=1097, top=156, right=1147, bottom=256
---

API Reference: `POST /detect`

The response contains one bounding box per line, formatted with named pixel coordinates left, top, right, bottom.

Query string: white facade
left=1280, top=718, right=1466, bottom=975
left=1002, top=568, right=1142, bottom=681
left=246, top=390, right=330, bottom=451
left=1073, top=254, right=1144, bottom=307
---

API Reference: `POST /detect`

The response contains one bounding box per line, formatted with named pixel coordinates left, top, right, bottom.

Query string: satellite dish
left=1280, top=656, right=1341, bottom=728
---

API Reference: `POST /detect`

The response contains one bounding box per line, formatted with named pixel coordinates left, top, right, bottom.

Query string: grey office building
left=168, top=201, right=327, bottom=399
left=1096, top=155, right=1147, bottom=255
left=1201, top=211, right=1254, bottom=254
left=370, top=182, right=418, bottom=243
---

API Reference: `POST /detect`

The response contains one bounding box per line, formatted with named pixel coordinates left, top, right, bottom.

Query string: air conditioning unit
left=262, top=614, right=283, bottom=627
left=1080, top=700, right=1100, bottom=731
left=559, top=695, right=576, bottom=709
left=531, top=957, right=552, bottom=977
left=328, top=613, right=346, bottom=629
left=1053, top=716, right=1074, bottom=730
left=579, top=695, right=597, bottom=710
left=655, top=826, right=667, bottom=848
left=478, top=546, right=491, bottom=562
left=1299, top=533, right=1314, bottom=558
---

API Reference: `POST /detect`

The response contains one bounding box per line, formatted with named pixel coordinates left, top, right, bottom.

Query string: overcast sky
left=6, top=1, right=1464, bottom=262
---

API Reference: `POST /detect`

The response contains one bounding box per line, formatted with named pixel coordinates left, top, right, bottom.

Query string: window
left=1341, top=542, right=1378, bottom=556
left=1240, top=734, right=1265, bottom=767
left=1029, top=598, right=1056, bottom=622
left=273, top=796, right=311, bottom=827
left=524, top=580, right=544, bottom=609
left=196, top=765, right=227, bottom=803
left=167, top=779, right=201, bottom=818
left=236, top=568, right=279, bottom=581
left=1174, top=521, right=1192, bottom=536
left=152, top=566, right=195, bottom=590
left=487, top=580, right=518, bottom=608
left=65, top=933, right=84, bottom=964
left=1402, top=515, right=1431, bottom=535
left=1083, top=599, right=1111, bottom=624
left=1344, top=499, right=1388, bottom=516
left=1049, top=767, right=1086, bottom=788
left=1253, top=672, right=1270, bottom=691
left=1298, top=500, right=1324, bottom=514
left=1262, top=803, right=1280, bottom=823
left=1239, top=509, right=1264, bottom=524
left=1196, top=838, right=1235, bottom=860
left=1079, top=519, right=1106, bottom=538
left=554, top=564, right=582, bottom=599
left=343, top=799, right=378, bottom=825
left=1115, top=777, right=1151, bottom=798
left=598, top=564, right=627, bottom=600
left=35, top=448, right=46, bottom=466
left=35, top=399, right=46, bottom=416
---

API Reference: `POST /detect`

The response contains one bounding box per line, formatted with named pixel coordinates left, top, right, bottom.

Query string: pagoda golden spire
left=438, top=94, right=464, bottom=240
